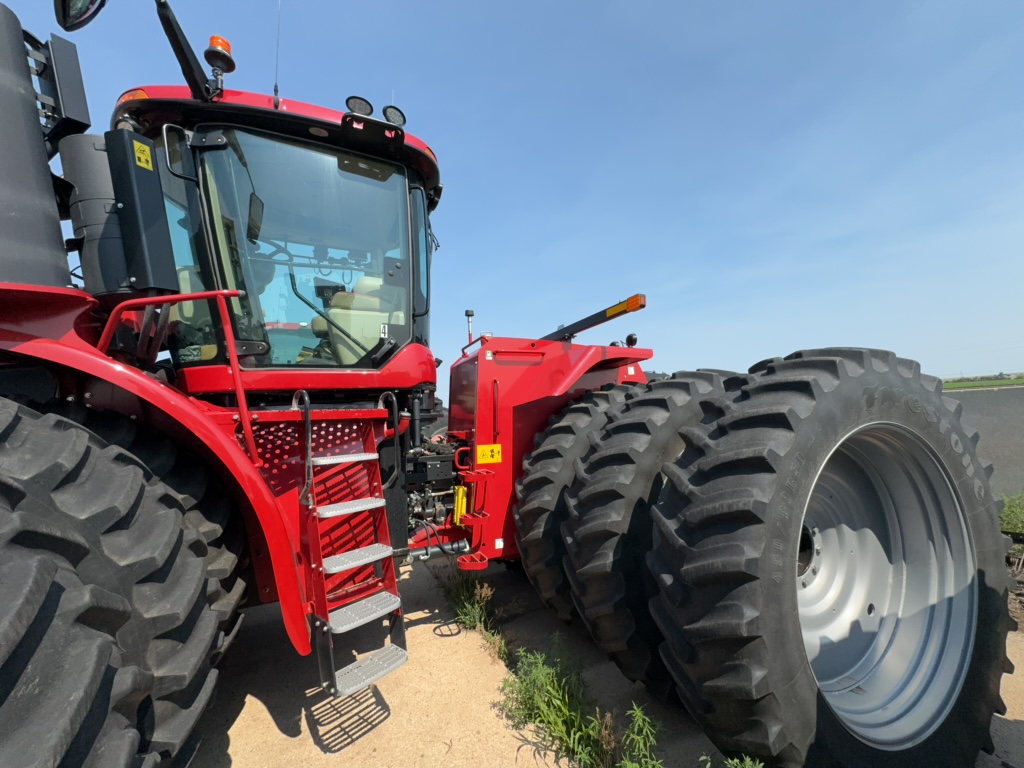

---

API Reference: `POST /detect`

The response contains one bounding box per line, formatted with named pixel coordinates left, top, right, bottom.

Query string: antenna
left=273, top=0, right=283, bottom=109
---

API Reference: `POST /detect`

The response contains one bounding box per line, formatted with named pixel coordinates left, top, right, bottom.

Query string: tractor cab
left=106, top=86, right=441, bottom=378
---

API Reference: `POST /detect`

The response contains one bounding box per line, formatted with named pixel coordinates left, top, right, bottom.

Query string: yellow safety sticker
left=476, top=443, right=502, bottom=464
left=133, top=140, right=153, bottom=171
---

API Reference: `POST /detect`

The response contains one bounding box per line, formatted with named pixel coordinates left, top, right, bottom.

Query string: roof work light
left=346, top=96, right=373, bottom=116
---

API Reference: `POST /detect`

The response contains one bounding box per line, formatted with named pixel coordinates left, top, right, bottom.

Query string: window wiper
left=371, top=336, right=398, bottom=365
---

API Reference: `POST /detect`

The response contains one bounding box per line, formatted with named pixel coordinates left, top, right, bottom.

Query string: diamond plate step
left=328, top=591, right=401, bottom=634
left=317, top=497, right=385, bottom=519
left=323, top=543, right=393, bottom=574
left=333, top=645, right=408, bottom=698
left=312, top=452, right=378, bottom=467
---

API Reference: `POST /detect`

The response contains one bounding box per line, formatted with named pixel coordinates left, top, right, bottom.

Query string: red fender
left=0, top=286, right=310, bottom=653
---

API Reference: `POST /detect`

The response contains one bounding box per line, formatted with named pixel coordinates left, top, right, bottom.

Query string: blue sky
left=14, top=1, right=1024, bottom=393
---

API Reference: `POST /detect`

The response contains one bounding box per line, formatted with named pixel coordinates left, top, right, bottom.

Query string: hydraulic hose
left=410, top=520, right=469, bottom=559
left=379, top=391, right=402, bottom=489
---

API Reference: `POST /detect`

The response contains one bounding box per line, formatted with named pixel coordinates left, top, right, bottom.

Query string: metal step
left=328, top=591, right=401, bottom=634
left=333, top=644, right=408, bottom=698
left=312, top=452, right=378, bottom=467
left=317, top=497, right=386, bottom=519
left=323, top=543, right=393, bottom=574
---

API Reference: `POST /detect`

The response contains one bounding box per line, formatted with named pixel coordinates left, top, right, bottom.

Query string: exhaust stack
left=0, top=4, right=74, bottom=288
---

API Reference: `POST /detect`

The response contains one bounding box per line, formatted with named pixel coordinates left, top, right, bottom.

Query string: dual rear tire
left=561, top=373, right=728, bottom=698
left=513, top=385, right=637, bottom=619
left=514, top=351, right=1013, bottom=767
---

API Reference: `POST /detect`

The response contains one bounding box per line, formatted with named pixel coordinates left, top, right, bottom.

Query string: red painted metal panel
left=0, top=283, right=100, bottom=348
left=448, top=336, right=653, bottom=565
left=176, top=343, right=438, bottom=394
left=0, top=287, right=312, bottom=654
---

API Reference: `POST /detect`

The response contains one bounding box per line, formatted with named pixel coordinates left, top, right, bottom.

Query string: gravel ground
left=193, top=561, right=1024, bottom=768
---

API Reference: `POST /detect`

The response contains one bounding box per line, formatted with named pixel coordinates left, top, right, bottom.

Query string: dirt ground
left=193, top=562, right=1024, bottom=768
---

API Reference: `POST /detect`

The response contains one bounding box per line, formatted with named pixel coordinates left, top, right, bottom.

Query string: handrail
left=292, top=390, right=313, bottom=507
left=460, top=333, right=491, bottom=357
left=96, top=289, right=242, bottom=352
left=492, top=378, right=500, bottom=441
left=95, top=289, right=262, bottom=466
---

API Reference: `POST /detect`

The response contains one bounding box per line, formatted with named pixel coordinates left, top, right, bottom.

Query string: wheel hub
left=797, top=423, right=977, bottom=750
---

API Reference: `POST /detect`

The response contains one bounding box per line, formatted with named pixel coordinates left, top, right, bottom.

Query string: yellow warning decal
left=476, top=444, right=502, bottom=464
left=133, top=140, right=153, bottom=171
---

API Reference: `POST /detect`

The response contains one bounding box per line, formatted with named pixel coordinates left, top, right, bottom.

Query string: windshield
left=192, top=127, right=414, bottom=368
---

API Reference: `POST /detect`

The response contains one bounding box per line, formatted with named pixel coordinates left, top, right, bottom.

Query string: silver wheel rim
left=797, top=422, right=976, bottom=749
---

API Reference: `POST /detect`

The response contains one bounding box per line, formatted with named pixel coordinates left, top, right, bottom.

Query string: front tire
left=0, top=398, right=222, bottom=766
left=649, top=349, right=1013, bottom=767
left=48, top=405, right=246, bottom=656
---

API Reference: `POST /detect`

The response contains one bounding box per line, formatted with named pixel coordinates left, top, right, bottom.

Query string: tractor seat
left=309, top=276, right=407, bottom=364
left=311, top=289, right=382, bottom=338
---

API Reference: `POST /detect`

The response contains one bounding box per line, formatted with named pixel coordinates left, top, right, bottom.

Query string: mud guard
left=0, top=333, right=312, bottom=655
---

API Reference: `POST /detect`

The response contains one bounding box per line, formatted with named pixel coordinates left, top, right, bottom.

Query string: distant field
left=944, top=378, right=1024, bottom=390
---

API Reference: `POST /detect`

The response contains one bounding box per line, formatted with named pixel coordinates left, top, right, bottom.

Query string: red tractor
left=0, top=2, right=1013, bottom=767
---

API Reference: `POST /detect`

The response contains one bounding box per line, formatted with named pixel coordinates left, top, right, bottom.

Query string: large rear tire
left=0, top=398, right=222, bottom=766
left=513, top=385, right=636, bottom=618
left=649, top=349, right=1014, bottom=767
left=562, top=372, right=728, bottom=697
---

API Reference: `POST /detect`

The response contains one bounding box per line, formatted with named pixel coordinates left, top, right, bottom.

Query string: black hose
left=379, top=391, right=401, bottom=489
left=412, top=520, right=466, bottom=558
left=411, top=393, right=422, bottom=450
left=293, top=390, right=313, bottom=506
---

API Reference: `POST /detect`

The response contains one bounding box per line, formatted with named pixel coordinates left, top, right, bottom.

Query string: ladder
left=294, top=392, right=406, bottom=698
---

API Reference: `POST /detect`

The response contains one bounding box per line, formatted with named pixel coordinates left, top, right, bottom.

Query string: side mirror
left=54, top=0, right=108, bottom=32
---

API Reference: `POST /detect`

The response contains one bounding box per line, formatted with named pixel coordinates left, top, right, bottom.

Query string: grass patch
left=436, top=567, right=661, bottom=767
left=699, top=756, right=765, bottom=768
left=439, top=566, right=508, bottom=662
left=943, top=378, right=1024, bottom=390
left=436, top=566, right=762, bottom=768
left=1002, top=492, right=1024, bottom=535
left=500, top=637, right=662, bottom=768
left=943, top=372, right=1024, bottom=390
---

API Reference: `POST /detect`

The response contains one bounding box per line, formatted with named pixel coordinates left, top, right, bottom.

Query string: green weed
left=618, top=703, right=662, bottom=768
left=436, top=569, right=663, bottom=767
left=699, top=754, right=765, bottom=768
left=1002, top=492, right=1024, bottom=534
left=440, top=567, right=495, bottom=631
left=483, top=626, right=509, bottom=664
left=499, top=636, right=664, bottom=768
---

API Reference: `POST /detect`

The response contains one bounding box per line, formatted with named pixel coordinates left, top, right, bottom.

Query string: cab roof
left=112, top=85, right=442, bottom=208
